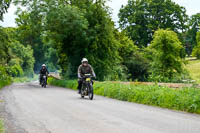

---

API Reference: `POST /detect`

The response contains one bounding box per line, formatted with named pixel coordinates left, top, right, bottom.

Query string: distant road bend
left=0, top=81, right=200, bottom=133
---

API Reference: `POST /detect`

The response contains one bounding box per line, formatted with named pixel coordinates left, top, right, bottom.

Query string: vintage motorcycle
left=81, top=74, right=94, bottom=100
left=41, top=75, right=47, bottom=88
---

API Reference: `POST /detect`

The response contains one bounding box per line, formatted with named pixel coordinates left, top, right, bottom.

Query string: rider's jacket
left=78, top=64, right=96, bottom=78
left=39, top=68, right=49, bottom=75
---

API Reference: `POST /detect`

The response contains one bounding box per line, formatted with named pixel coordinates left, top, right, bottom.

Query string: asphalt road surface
left=0, top=81, right=200, bottom=133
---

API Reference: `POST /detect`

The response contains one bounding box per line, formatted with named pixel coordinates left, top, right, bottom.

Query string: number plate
left=86, top=78, right=91, bottom=81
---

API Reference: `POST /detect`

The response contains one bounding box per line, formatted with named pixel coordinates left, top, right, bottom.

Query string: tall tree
left=119, top=0, right=188, bottom=47
left=14, top=0, right=58, bottom=72
left=187, top=13, right=200, bottom=49
left=45, top=0, right=121, bottom=80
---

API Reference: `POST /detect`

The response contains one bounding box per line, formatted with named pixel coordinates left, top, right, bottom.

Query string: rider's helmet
left=42, top=64, right=46, bottom=67
left=81, top=58, right=88, bottom=63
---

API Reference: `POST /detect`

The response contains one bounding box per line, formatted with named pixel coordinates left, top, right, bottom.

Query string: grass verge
left=48, top=77, right=200, bottom=114
left=0, top=120, right=4, bottom=133
left=0, top=80, right=11, bottom=89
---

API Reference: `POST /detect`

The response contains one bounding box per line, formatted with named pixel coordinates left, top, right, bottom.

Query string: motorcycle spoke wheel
left=89, top=86, right=94, bottom=100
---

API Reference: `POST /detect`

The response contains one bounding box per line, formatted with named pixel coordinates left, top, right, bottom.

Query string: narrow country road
left=0, top=82, right=200, bottom=133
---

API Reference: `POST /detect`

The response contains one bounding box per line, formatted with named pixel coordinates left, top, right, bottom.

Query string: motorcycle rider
left=77, top=58, right=96, bottom=94
left=39, top=64, right=49, bottom=85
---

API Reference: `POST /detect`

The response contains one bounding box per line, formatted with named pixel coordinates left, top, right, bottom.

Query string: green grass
left=0, top=120, right=4, bottom=133
left=186, top=59, right=200, bottom=83
left=48, top=77, right=200, bottom=114
left=0, top=80, right=11, bottom=89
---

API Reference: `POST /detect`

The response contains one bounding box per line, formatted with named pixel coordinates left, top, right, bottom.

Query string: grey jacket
left=78, top=64, right=96, bottom=78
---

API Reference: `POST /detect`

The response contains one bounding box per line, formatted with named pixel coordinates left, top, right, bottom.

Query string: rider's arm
left=90, top=66, right=96, bottom=78
left=78, top=66, right=82, bottom=79
left=46, top=69, right=49, bottom=75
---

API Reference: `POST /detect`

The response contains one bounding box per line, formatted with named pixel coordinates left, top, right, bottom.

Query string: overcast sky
left=0, top=0, right=200, bottom=27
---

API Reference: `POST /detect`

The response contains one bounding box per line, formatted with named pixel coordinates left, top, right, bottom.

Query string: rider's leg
left=39, top=75, right=42, bottom=84
left=78, top=79, right=82, bottom=94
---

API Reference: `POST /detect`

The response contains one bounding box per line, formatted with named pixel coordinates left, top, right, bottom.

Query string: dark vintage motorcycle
left=81, top=74, right=94, bottom=100
left=41, top=75, right=47, bottom=88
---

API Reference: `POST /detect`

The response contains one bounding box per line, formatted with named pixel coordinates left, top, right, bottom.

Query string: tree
left=0, top=27, right=11, bottom=64
left=189, top=13, right=200, bottom=44
left=45, top=4, right=89, bottom=78
left=67, top=0, right=121, bottom=80
left=15, top=8, right=47, bottom=72
left=0, top=27, right=35, bottom=77
left=44, top=0, right=121, bottom=80
left=9, top=41, right=35, bottom=77
left=114, top=30, right=151, bottom=81
left=14, top=0, right=61, bottom=72
left=185, top=13, right=200, bottom=56
left=0, top=0, right=12, bottom=21
left=4, top=27, right=35, bottom=77
left=0, top=27, right=11, bottom=85
left=119, top=0, right=188, bottom=47
left=149, top=29, right=185, bottom=82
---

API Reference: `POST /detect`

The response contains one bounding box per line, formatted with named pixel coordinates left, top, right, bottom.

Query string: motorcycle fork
left=86, top=81, right=92, bottom=93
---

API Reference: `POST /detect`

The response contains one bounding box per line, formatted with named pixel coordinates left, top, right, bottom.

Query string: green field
left=186, top=59, right=200, bottom=83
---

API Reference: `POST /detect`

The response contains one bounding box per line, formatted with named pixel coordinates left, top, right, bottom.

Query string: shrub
left=124, top=51, right=150, bottom=81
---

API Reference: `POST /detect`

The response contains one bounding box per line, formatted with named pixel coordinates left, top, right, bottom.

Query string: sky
left=0, top=0, right=200, bottom=27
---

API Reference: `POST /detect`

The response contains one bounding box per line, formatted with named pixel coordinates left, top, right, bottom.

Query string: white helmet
left=81, top=58, right=88, bottom=63
left=42, top=64, right=46, bottom=67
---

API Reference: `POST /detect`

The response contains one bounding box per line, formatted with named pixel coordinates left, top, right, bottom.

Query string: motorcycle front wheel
left=88, top=85, right=94, bottom=100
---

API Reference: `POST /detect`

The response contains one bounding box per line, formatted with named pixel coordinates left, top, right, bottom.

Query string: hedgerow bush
left=48, top=77, right=200, bottom=114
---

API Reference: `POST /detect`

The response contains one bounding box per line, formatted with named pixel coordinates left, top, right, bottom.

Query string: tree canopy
left=119, top=0, right=188, bottom=47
